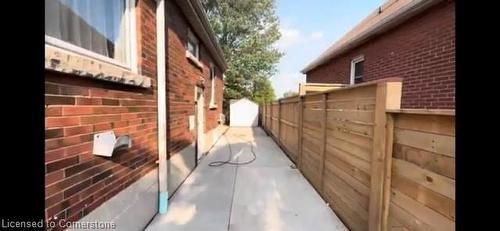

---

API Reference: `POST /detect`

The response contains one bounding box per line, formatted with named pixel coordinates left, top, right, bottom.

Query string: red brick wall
left=44, top=0, right=158, bottom=226
left=306, top=1, right=455, bottom=109
left=166, top=0, right=223, bottom=155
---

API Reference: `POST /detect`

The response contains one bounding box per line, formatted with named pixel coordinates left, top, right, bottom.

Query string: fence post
left=262, top=103, right=265, bottom=127
left=260, top=102, right=263, bottom=129
left=382, top=113, right=395, bottom=231
left=270, top=101, right=273, bottom=135
left=278, top=99, right=282, bottom=144
left=264, top=102, right=268, bottom=129
left=320, top=93, right=327, bottom=191
left=265, top=102, right=268, bottom=131
left=297, top=96, right=304, bottom=169
left=368, top=81, right=402, bottom=231
left=262, top=102, right=265, bottom=128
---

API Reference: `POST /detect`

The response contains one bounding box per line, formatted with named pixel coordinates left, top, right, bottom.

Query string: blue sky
left=272, top=0, right=384, bottom=98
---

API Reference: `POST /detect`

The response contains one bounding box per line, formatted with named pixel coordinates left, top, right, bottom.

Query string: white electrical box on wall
left=93, top=131, right=132, bottom=157
left=93, top=131, right=116, bottom=157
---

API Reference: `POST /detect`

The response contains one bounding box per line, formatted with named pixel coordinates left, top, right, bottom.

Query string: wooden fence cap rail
left=299, top=83, right=347, bottom=87
left=298, top=77, right=403, bottom=98
left=263, top=78, right=403, bottom=105
left=387, top=109, right=455, bottom=116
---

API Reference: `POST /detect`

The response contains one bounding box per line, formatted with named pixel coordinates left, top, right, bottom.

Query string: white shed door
left=230, top=98, right=259, bottom=127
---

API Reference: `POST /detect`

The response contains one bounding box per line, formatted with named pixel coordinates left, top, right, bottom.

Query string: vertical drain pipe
left=156, top=0, right=168, bottom=214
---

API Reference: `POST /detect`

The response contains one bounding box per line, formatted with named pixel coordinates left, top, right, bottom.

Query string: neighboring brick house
left=44, top=0, right=226, bottom=230
left=302, top=0, right=455, bottom=109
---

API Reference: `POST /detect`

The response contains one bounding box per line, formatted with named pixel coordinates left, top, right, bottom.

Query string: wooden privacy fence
left=260, top=79, right=455, bottom=231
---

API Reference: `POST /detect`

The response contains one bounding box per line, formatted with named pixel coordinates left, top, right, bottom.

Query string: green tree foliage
left=252, top=76, right=275, bottom=104
left=202, top=0, right=282, bottom=109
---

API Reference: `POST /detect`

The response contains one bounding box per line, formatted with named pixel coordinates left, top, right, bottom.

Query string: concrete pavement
left=146, top=127, right=347, bottom=231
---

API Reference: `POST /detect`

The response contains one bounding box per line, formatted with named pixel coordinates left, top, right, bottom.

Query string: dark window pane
left=187, top=39, right=199, bottom=58
left=354, top=60, right=364, bottom=77
left=354, top=77, right=363, bottom=84
left=187, top=30, right=199, bottom=58
left=187, top=41, right=196, bottom=55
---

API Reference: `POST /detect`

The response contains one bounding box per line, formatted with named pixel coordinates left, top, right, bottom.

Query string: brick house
left=301, top=0, right=455, bottom=109
left=44, top=0, right=226, bottom=229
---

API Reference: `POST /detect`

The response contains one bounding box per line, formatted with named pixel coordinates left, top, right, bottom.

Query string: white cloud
left=275, top=27, right=301, bottom=49
left=275, top=27, right=325, bottom=51
left=271, top=72, right=306, bottom=98
left=271, top=25, right=325, bottom=98
left=310, top=31, right=324, bottom=40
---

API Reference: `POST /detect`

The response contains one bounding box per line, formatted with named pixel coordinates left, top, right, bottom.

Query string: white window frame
left=350, top=55, right=365, bottom=85
left=209, top=63, right=217, bottom=108
left=44, top=0, right=138, bottom=73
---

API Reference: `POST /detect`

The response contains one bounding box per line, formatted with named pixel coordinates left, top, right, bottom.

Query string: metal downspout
left=156, top=0, right=168, bottom=214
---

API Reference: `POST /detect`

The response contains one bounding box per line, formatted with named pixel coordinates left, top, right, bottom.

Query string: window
left=187, top=29, right=200, bottom=59
left=45, top=0, right=135, bottom=69
left=350, top=56, right=364, bottom=84
left=209, top=64, right=217, bottom=109
left=186, top=29, right=202, bottom=69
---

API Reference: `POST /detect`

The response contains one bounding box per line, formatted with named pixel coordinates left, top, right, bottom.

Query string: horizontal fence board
left=394, top=128, right=455, bottom=158
left=303, top=108, right=324, bottom=118
left=303, top=121, right=322, bottom=133
left=324, top=167, right=370, bottom=217
left=303, top=102, right=323, bottom=108
left=393, top=144, right=455, bottom=179
left=393, top=113, right=455, bottom=136
left=327, top=109, right=375, bottom=124
left=323, top=181, right=369, bottom=231
left=302, top=155, right=322, bottom=189
left=326, top=96, right=375, bottom=103
left=279, top=118, right=298, bottom=127
left=391, top=227, right=410, bottom=231
left=303, top=94, right=324, bottom=102
left=327, top=127, right=374, bottom=150
left=391, top=174, right=455, bottom=220
left=326, top=143, right=372, bottom=176
left=325, top=157, right=371, bottom=199
left=280, top=123, right=299, bottom=163
left=327, top=119, right=374, bottom=138
left=327, top=98, right=376, bottom=110
left=387, top=213, right=407, bottom=231
left=302, top=133, right=322, bottom=150
left=281, top=97, right=299, bottom=103
left=325, top=151, right=371, bottom=187
left=303, top=144, right=321, bottom=163
left=326, top=136, right=372, bottom=162
left=390, top=189, right=454, bottom=230
left=389, top=202, right=434, bottom=231
left=326, top=85, right=377, bottom=99
left=393, top=159, right=455, bottom=200
left=303, top=124, right=322, bottom=139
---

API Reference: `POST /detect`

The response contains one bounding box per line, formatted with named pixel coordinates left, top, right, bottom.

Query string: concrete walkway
left=146, top=127, right=347, bottom=231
